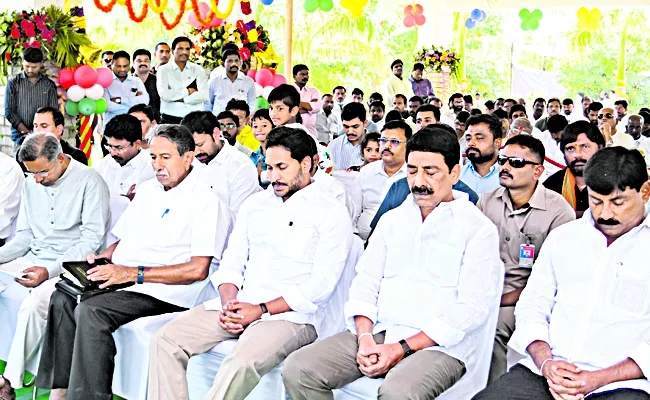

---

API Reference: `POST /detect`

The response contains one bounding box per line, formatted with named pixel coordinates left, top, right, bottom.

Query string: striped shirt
left=4, top=72, right=58, bottom=144
left=409, top=77, right=434, bottom=98
left=328, top=134, right=364, bottom=170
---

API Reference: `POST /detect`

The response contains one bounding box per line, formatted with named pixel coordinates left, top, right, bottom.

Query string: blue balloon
left=470, top=8, right=482, bottom=21
left=260, top=0, right=274, bottom=5
left=478, top=10, right=487, bottom=22
left=465, top=18, right=476, bottom=29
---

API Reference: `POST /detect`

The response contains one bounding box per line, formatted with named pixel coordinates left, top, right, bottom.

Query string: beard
left=371, top=114, right=383, bottom=123
left=453, top=105, right=463, bottom=113
left=272, top=168, right=307, bottom=199
left=466, top=147, right=495, bottom=165
left=568, top=158, right=587, bottom=176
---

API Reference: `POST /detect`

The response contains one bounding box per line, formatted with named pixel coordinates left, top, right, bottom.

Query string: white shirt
left=210, top=184, right=353, bottom=335
left=0, top=152, right=24, bottom=240
left=156, top=61, right=209, bottom=118
left=313, top=168, right=356, bottom=222
left=95, top=149, right=154, bottom=197
left=195, top=142, right=260, bottom=218
left=533, top=129, right=566, bottom=183
left=351, top=160, right=407, bottom=240
left=510, top=210, right=650, bottom=395
left=103, top=73, right=149, bottom=125
left=204, top=70, right=256, bottom=116
left=111, top=169, right=231, bottom=308
left=315, top=109, right=342, bottom=144
left=345, top=192, right=503, bottom=365
left=638, top=137, right=650, bottom=168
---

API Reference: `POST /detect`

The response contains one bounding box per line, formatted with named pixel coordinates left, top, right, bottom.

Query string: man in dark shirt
left=132, top=49, right=161, bottom=122
left=542, top=121, right=605, bottom=218
left=4, top=47, right=58, bottom=150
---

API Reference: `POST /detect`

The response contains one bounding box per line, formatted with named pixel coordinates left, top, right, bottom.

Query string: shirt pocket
left=419, top=240, right=464, bottom=287
left=608, top=264, right=650, bottom=318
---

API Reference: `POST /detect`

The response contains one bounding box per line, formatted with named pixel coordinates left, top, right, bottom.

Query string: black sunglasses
left=497, top=156, right=539, bottom=168
left=103, top=58, right=113, bottom=63
left=598, top=113, right=614, bottom=119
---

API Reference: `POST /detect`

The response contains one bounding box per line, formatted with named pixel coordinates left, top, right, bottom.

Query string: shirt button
left=50, top=221, right=54, bottom=224
left=51, top=193, right=54, bottom=196
left=505, top=237, right=510, bottom=241
left=51, top=207, right=54, bottom=211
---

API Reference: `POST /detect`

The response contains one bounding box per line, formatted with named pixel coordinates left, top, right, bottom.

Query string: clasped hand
left=356, top=336, right=404, bottom=378
left=218, top=300, right=262, bottom=334
left=542, top=360, right=602, bottom=400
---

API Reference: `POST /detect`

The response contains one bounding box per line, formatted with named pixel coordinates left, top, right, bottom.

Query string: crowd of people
left=1, top=34, right=650, bottom=400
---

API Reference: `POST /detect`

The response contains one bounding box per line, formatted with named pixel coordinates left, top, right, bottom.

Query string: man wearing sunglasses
left=101, top=50, right=113, bottom=68
left=477, top=135, right=574, bottom=383
left=0, top=133, right=110, bottom=396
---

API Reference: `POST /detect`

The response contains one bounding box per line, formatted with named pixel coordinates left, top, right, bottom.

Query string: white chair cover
left=107, top=196, right=131, bottom=247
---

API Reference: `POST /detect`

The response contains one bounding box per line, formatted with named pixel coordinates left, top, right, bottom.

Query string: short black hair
left=369, top=101, right=385, bottom=111
left=172, top=36, right=193, bottom=50
left=104, top=114, right=142, bottom=143
left=496, top=97, right=505, bottom=102
left=509, top=104, right=527, bottom=119
left=252, top=108, right=274, bottom=126
left=640, top=111, right=650, bottom=125
left=113, top=50, right=130, bottom=63
left=413, top=62, right=424, bottom=72
left=394, top=94, right=407, bottom=103
left=560, top=121, right=605, bottom=153
left=562, top=98, right=574, bottom=106
left=154, top=43, right=169, bottom=52
left=584, top=147, right=647, bottom=195
left=361, top=132, right=380, bottom=150
left=504, top=98, right=517, bottom=105
left=504, top=134, right=545, bottom=164
left=640, top=108, right=650, bottom=114
left=352, top=88, right=364, bottom=97
left=181, top=111, right=219, bottom=137
left=369, top=92, right=383, bottom=102
left=216, top=110, right=239, bottom=128
left=341, top=102, right=366, bottom=122
left=448, top=92, right=463, bottom=106
left=409, top=96, right=424, bottom=104
left=466, top=113, right=503, bottom=139
left=101, top=50, right=114, bottom=58
left=406, top=127, right=460, bottom=172
left=222, top=49, right=240, bottom=62
left=456, top=111, right=470, bottom=124
left=484, top=100, right=495, bottom=110
left=470, top=108, right=483, bottom=116
left=614, top=99, right=629, bottom=109
left=268, top=84, right=300, bottom=110
left=221, top=43, right=239, bottom=53
left=36, top=106, right=64, bottom=127
left=152, top=124, right=195, bottom=155
left=265, top=126, right=315, bottom=168
left=333, top=85, right=346, bottom=93
left=493, top=108, right=509, bottom=120
left=588, top=102, right=604, bottom=112
left=547, top=98, right=561, bottom=107
left=385, top=110, right=403, bottom=123
left=416, top=104, right=441, bottom=121
left=463, top=94, right=473, bottom=105
left=226, top=99, right=250, bottom=117
left=292, top=64, right=309, bottom=76
left=381, top=120, right=413, bottom=139
left=533, top=97, right=546, bottom=105
left=128, top=104, right=155, bottom=122
left=23, top=47, right=44, bottom=63
left=322, top=93, right=333, bottom=100
left=548, top=114, right=569, bottom=134
left=390, top=59, right=403, bottom=69
left=133, top=49, right=151, bottom=60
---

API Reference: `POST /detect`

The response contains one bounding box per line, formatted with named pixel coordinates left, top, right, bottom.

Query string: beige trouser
left=282, top=331, right=466, bottom=400
left=488, top=306, right=516, bottom=384
left=3, top=277, right=58, bottom=389
left=147, top=304, right=317, bottom=400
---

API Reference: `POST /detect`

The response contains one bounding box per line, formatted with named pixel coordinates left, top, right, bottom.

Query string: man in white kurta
left=0, top=152, right=24, bottom=247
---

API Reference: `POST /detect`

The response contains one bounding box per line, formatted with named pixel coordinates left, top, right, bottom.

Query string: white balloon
left=262, top=86, right=274, bottom=99
left=255, top=83, right=263, bottom=98
left=67, top=85, right=86, bottom=102
left=85, top=84, right=104, bottom=100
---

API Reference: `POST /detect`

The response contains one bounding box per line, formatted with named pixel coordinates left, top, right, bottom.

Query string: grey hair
left=511, top=117, right=534, bottom=135
left=629, top=114, right=644, bottom=126
left=18, top=133, right=62, bottom=163
left=151, top=124, right=195, bottom=155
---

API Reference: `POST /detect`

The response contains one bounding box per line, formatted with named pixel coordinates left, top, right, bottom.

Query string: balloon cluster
left=576, top=7, right=602, bottom=32
left=519, top=8, right=543, bottom=31
left=247, top=67, right=286, bottom=108
left=403, top=4, right=425, bottom=28
left=187, top=1, right=223, bottom=29
left=304, top=0, right=333, bottom=12
left=58, top=66, right=112, bottom=116
left=465, top=8, right=487, bottom=29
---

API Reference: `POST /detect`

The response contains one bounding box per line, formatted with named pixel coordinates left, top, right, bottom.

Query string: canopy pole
left=284, top=0, right=293, bottom=80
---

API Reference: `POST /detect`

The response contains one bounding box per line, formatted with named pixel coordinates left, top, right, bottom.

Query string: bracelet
left=137, top=266, right=144, bottom=284
left=357, top=332, right=373, bottom=344
left=540, top=358, right=553, bottom=374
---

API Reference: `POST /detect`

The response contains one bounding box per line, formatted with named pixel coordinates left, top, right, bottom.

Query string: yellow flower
left=442, top=51, right=448, bottom=58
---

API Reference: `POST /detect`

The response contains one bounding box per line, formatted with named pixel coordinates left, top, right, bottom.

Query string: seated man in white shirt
left=181, top=111, right=260, bottom=216
left=96, top=114, right=154, bottom=200
left=283, top=127, right=503, bottom=399
left=474, top=146, right=650, bottom=400
left=33, top=125, right=231, bottom=400
left=0, top=151, right=24, bottom=247
left=147, top=127, right=353, bottom=400
left=352, top=120, right=411, bottom=240
left=128, top=104, right=157, bottom=148
left=0, top=133, right=110, bottom=395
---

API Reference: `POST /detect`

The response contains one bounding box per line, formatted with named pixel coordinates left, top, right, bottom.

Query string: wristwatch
left=137, top=266, right=144, bottom=284
left=399, top=339, right=415, bottom=358
left=259, top=302, right=270, bottom=317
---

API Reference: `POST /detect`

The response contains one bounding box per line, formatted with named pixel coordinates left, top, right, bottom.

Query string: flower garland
left=159, top=0, right=186, bottom=30
left=413, top=45, right=461, bottom=78
left=190, top=0, right=215, bottom=27
left=125, top=0, right=149, bottom=22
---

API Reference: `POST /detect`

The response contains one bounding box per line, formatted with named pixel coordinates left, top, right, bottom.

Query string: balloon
left=262, top=86, right=274, bottom=99
left=479, top=10, right=487, bottom=22
left=58, top=68, right=75, bottom=89
left=255, top=83, right=263, bottom=98
left=85, top=84, right=104, bottom=100
left=465, top=18, right=476, bottom=29
left=65, top=101, right=79, bottom=116
left=78, top=98, right=96, bottom=116
left=96, top=67, right=114, bottom=88
left=188, top=11, right=201, bottom=28
left=470, top=8, right=482, bottom=21
left=239, top=48, right=251, bottom=61
left=255, top=97, right=269, bottom=110
left=209, top=16, right=223, bottom=27
left=260, top=0, right=273, bottom=5
left=304, top=0, right=318, bottom=12
left=67, top=85, right=85, bottom=102
left=320, top=0, right=333, bottom=11
left=271, top=73, right=287, bottom=87
left=256, top=68, right=273, bottom=87
left=74, top=66, right=98, bottom=89
left=95, top=98, right=108, bottom=114
left=247, top=69, right=256, bottom=80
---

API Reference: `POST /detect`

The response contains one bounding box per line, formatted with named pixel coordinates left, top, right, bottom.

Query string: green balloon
left=78, top=98, right=96, bottom=116
left=65, top=101, right=79, bottom=116
left=320, top=0, right=333, bottom=11
left=255, top=96, right=269, bottom=110
left=304, top=0, right=318, bottom=12
left=95, top=98, right=108, bottom=114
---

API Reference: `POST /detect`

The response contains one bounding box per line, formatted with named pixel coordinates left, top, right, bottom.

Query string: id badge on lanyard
left=519, top=234, right=535, bottom=268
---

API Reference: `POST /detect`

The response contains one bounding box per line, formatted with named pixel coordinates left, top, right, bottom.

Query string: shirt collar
left=220, top=70, right=244, bottom=80
left=19, top=71, right=45, bottom=82
left=154, top=165, right=200, bottom=194
left=375, top=161, right=407, bottom=177
left=52, top=155, right=76, bottom=187
left=467, top=161, right=499, bottom=177
left=583, top=204, right=650, bottom=235
left=496, top=183, right=548, bottom=212
left=210, top=141, right=234, bottom=166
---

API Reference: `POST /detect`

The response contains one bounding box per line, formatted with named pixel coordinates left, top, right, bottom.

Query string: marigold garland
left=209, top=0, right=236, bottom=20
left=93, top=0, right=118, bottom=13
left=125, top=0, right=148, bottom=22
left=145, top=0, right=169, bottom=14
left=159, top=0, right=185, bottom=30
left=190, top=0, right=215, bottom=26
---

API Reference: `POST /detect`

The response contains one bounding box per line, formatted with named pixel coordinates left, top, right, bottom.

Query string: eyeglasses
left=219, top=123, right=236, bottom=130
left=107, top=143, right=133, bottom=153
left=378, top=138, right=406, bottom=146
left=497, top=156, right=539, bottom=168
left=26, top=165, right=53, bottom=177
left=598, top=113, right=614, bottom=120
left=103, top=58, right=113, bottom=63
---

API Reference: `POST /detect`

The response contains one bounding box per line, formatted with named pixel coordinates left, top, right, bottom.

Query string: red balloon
left=255, top=68, right=273, bottom=87
left=58, top=68, right=75, bottom=89
left=247, top=69, right=256, bottom=80
left=74, top=65, right=98, bottom=89
left=272, top=73, right=287, bottom=87
left=239, top=48, right=251, bottom=61
left=236, top=19, right=246, bottom=32
left=96, top=67, right=114, bottom=89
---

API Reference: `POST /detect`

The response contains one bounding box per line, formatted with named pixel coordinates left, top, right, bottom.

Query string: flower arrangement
left=414, top=45, right=461, bottom=78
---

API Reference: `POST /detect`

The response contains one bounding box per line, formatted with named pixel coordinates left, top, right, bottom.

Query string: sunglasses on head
left=598, top=113, right=614, bottom=119
left=497, top=156, right=539, bottom=168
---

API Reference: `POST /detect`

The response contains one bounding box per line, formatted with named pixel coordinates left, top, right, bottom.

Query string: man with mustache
left=132, top=49, right=161, bottom=122
left=315, top=94, right=342, bottom=145
left=543, top=121, right=605, bottom=218
left=445, top=93, right=465, bottom=124
left=415, top=103, right=440, bottom=132
left=534, top=98, right=563, bottom=133
left=531, top=98, right=546, bottom=122
left=477, top=134, right=574, bottom=384
left=369, top=101, right=385, bottom=125
left=587, top=101, right=603, bottom=125
left=205, top=49, right=255, bottom=118
left=475, top=146, right=650, bottom=400
left=460, top=114, right=503, bottom=195
left=329, top=102, right=368, bottom=170
left=151, top=42, right=170, bottom=75
left=103, top=50, right=149, bottom=127
left=384, top=59, right=412, bottom=105
left=293, top=64, right=322, bottom=139
left=181, top=111, right=260, bottom=217
left=0, top=133, right=110, bottom=397
left=23, top=107, right=88, bottom=166
left=148, top=127, right=352, bottom=400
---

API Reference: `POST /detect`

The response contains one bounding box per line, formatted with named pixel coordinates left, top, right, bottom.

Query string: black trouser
left=160, top=114, right=183, bottom=124
left=473, top=364, right=650, bottom=400
left=35, top=290, right=185, bottom=400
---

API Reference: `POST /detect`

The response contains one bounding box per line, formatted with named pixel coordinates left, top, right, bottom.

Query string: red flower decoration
left=26, top=29, right=36, bottom=38
left=403, top=4, right=426, bottom=28
left=5, top=52, right=11, bottom=62
left=20, top=20, right=34, bottom=31
left=12, top=22, right=18, bottom=28
left=240, top=1, right=252, bottom=15
left=11, top=29, right=20, bottom=39
left=31, top=41, right=41, bottom=48
left=257, top=41, right=265, bottom=51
